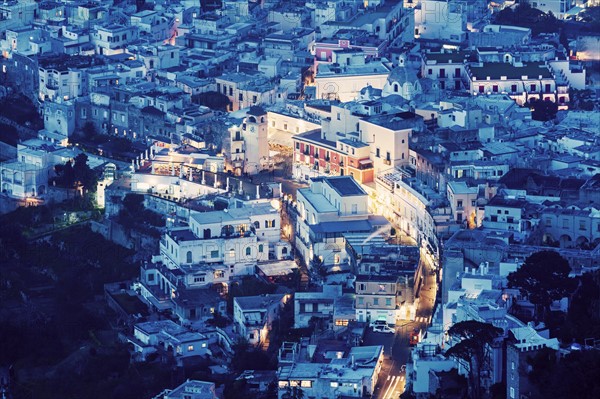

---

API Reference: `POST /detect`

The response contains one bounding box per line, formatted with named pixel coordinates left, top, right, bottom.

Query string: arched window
left=254, top=221, right=260, bottom=229
left=394, top=83, right=399, bottom=93
left=272, top=219, right=276, bottom=227
left=259, top=244, right=264, bottom=252
left=221, top=225, right=234, bottom=237
left=282, top=247, right=288, bottom=254
left=186, top=251, right=192, bottom=263
left=203, top=228, right=211, bottom=239
left=245, top=247, right=251, bottom=256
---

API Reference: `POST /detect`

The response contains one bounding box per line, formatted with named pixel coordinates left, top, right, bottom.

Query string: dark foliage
left=548, top=270, right=600, bottom=342
left=230, top=339, right=275, bottom=372
left=0, top=93, right=43, bottom=128
left=493, top=4, right=559, bottom=35
left=192, top=91, right=231, bottom=112
left=445, top=321, right=503, bottom=399
left=528, top=98, right=558, bottom=122
left=117, top=193, right=165, bottom=232
left=0, top=122, right=18, bottom=146
left=54, top=153, right=98, bottom=192
left=527, top=347, right=600, bottom=399
left=507, top=251, right=575, bottom=319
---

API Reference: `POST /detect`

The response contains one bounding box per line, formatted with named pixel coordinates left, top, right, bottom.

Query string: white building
left=153, top=380, right=218, bottom=399
left=465, top=61, right=568, bottom=107
left=277, top=345, right=385, bottom=399
left=294, top=284, right=342, bottom=328
left=160, top=203, right=280, bottom=271
left=129, top=320, right=209, bottom=361
left=414, top=0, right=467, bottom=43
left=295, top=176, right=389, bottom=268
left=215, top=73, right=278, bottom=112
left=91, top=24, right=138, bottom=56
left=447, top=181, right=482, bottom=228
left=233, top=293, right=289, bottom=346
left=130, top=10, right=174, bottom=42
left=314, top=50, right=391, bottom=102
left=483, top=196, right=529, bottom=235
left=408, top=342, right=456, bottom=396
left=0, top=138, right=62, bottom=199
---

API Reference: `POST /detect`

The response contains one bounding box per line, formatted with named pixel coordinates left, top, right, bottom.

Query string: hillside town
left=0, top=0, right=599, bottom=399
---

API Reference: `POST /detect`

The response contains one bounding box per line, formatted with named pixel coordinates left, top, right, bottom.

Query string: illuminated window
left=278, top=381, right=289, bottom=388
left=335, top=319, right=349, bottom=326
left=330, top=381, right=339, bottom=388
left=187, top=345, right=194, bottom=351
left=300, top=381, right=312, bottom=388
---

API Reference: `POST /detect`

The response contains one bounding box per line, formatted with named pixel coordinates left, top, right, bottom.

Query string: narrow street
left=373, top=250, right=438, bottom=399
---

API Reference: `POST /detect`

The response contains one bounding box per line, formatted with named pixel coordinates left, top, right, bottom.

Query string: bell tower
left=242, top=106, right=269, bottom=175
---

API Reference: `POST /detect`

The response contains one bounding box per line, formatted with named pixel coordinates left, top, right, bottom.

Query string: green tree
left=445, top=320, right=503, bottom=399
left=73, top=153, right=97, bottom=192
left=192, top=91, right=231, bottom=111
left=122, top=193, right=145, bottom=214
left=528, top=98, right=559, bottom=122
left=54, top=159, right=75, bottom=187
left=54, top=153, right=97, bottom=192
left=527, top=347, right=600, bottom=399
left=507, top=251, right=574, bottom=321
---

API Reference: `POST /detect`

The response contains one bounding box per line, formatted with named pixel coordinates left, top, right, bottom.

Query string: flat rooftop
left=325, top=176, right=366, bottom=196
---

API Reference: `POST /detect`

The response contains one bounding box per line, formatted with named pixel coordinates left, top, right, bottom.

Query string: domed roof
left=387, top=66, right=419, bottom=85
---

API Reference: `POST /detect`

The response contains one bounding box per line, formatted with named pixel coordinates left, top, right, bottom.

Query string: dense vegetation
left=0, top=213, right=173, bottom=398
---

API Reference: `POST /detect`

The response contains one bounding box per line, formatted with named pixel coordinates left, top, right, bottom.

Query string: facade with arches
left=541, top=205, right=600, bottom=249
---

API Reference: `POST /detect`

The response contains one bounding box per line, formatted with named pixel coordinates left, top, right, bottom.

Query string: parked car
left=369, top=320, right=388, bottom=328
left=372, top=325, right=395, bottom=334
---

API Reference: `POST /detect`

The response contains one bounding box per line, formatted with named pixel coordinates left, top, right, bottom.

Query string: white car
left=372, top=325, right=395, bottom=334
left=369, top=320, right=388, bottom=328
